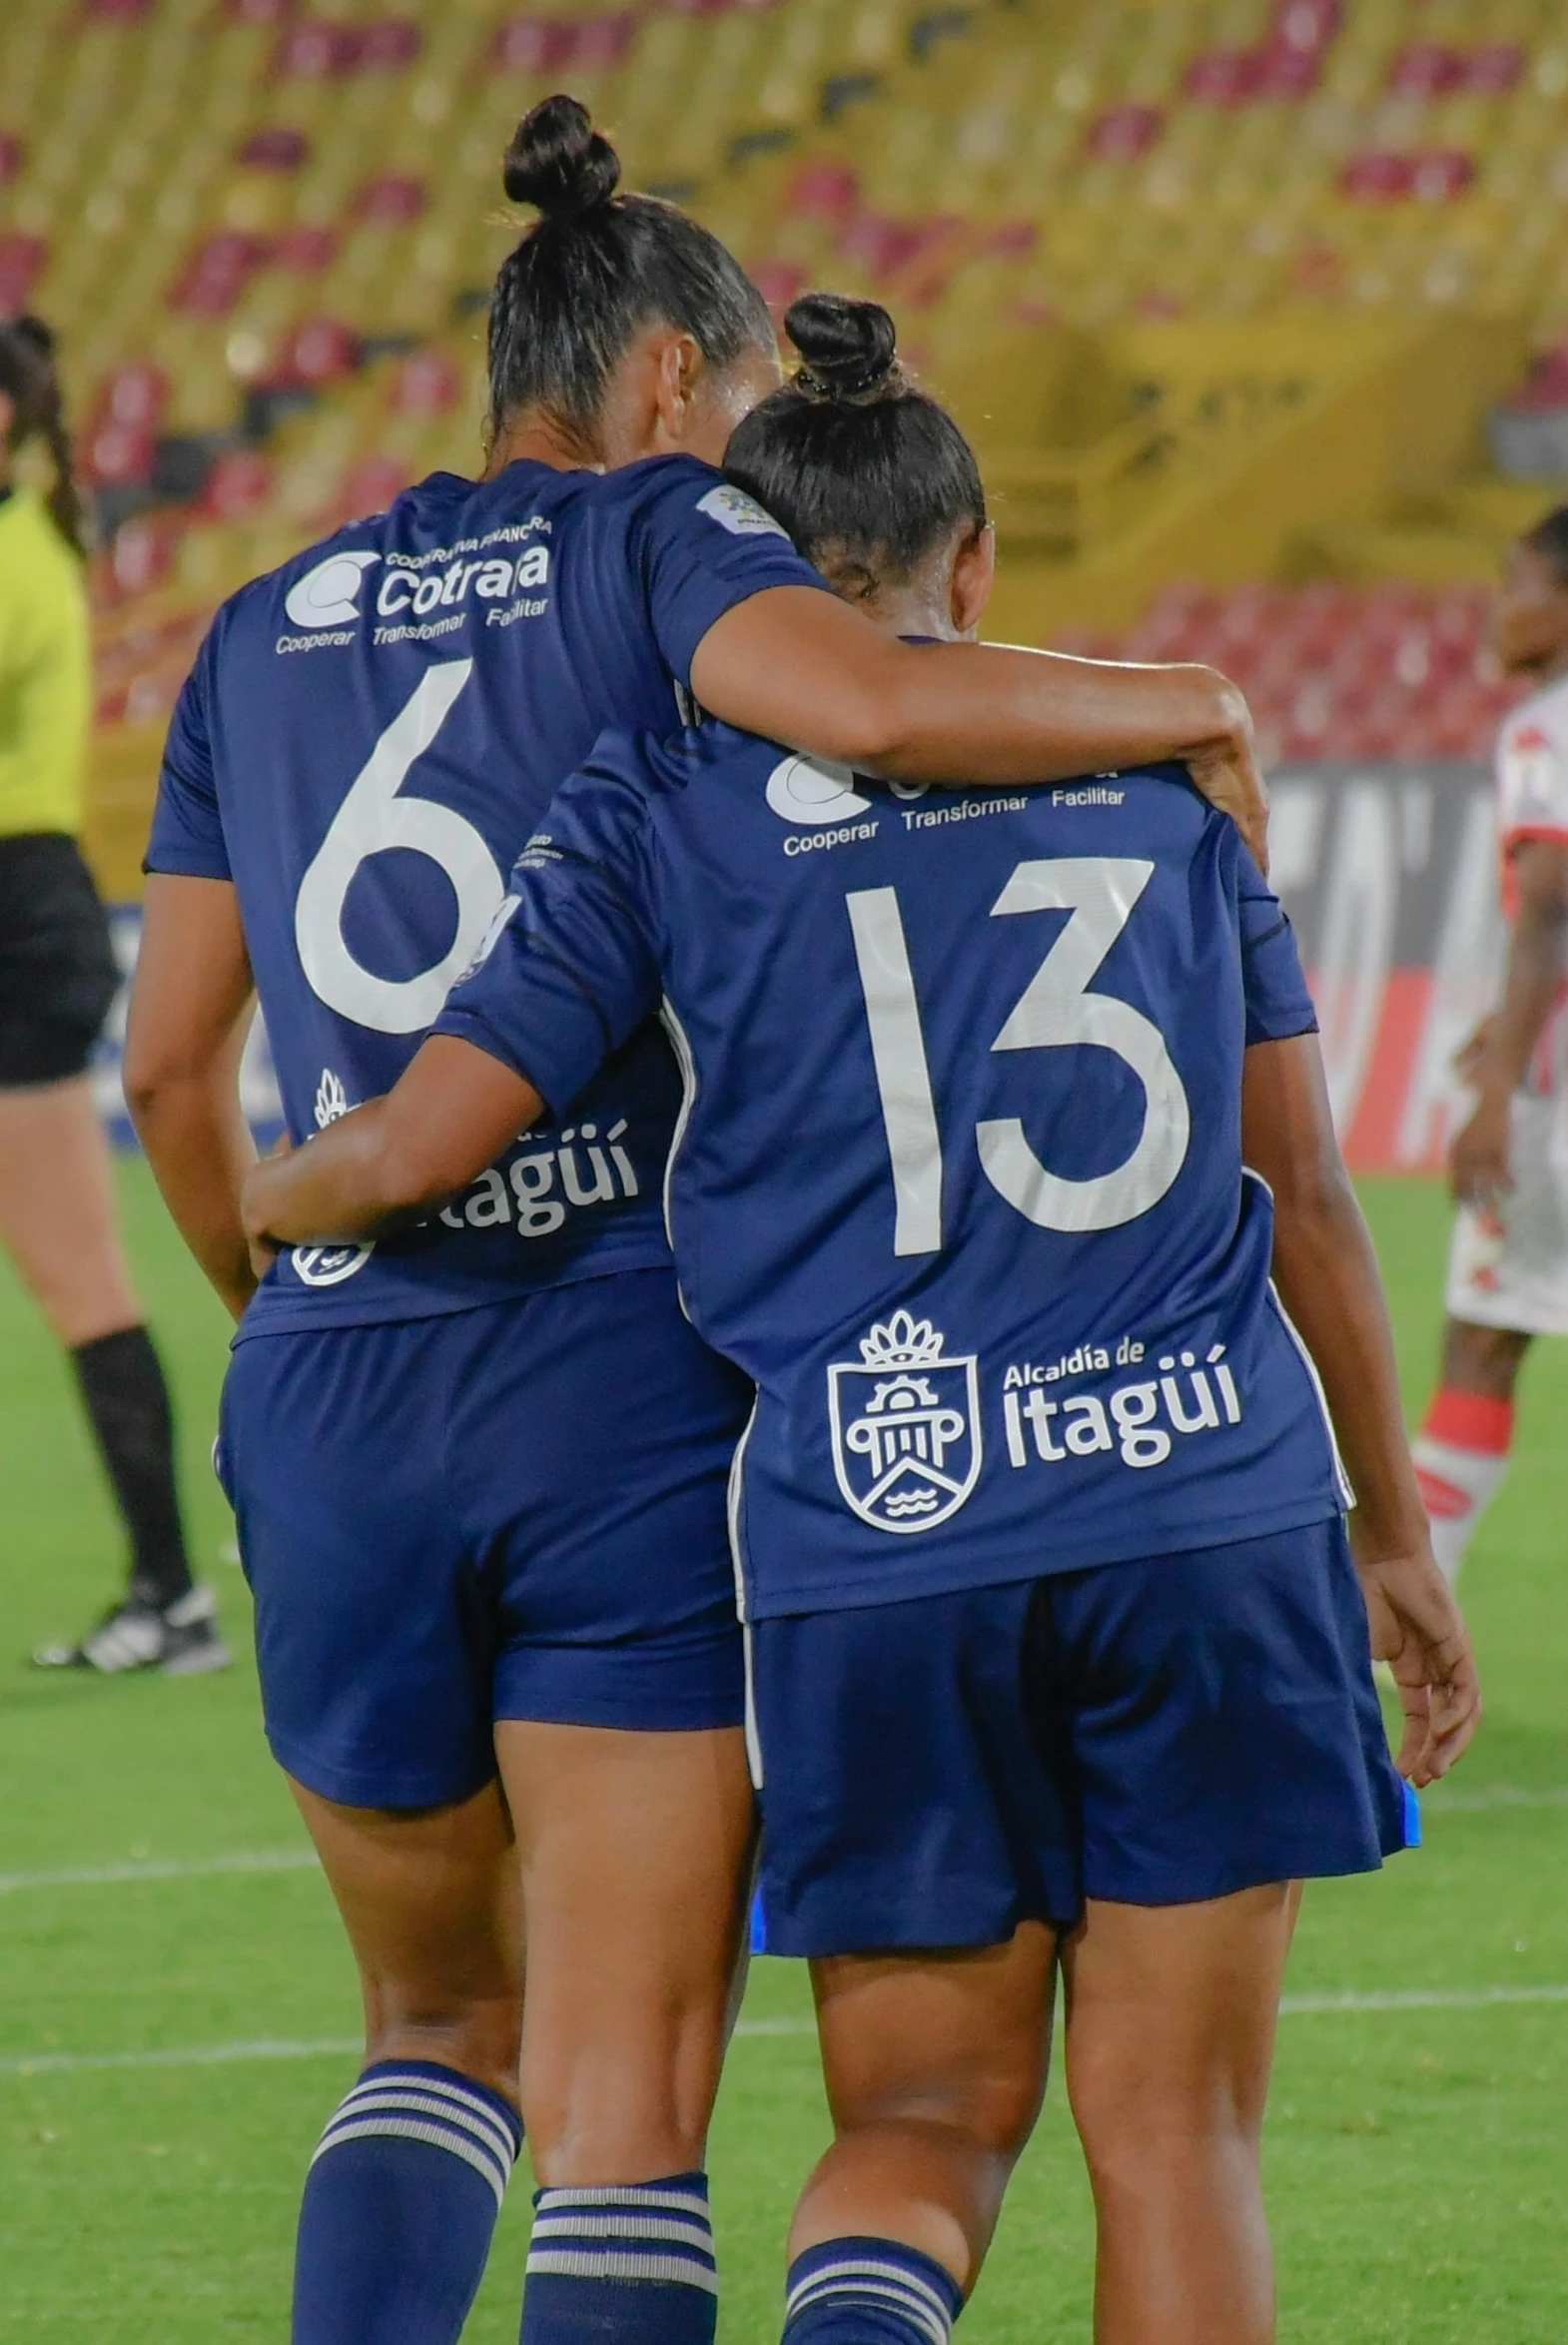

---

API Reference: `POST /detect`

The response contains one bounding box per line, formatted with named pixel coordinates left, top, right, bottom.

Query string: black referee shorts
left=0, top=833, right=121, bottom=1089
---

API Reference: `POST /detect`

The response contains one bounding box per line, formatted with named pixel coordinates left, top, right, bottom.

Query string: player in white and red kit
left=1414, top=507, right=1568, bottom=1582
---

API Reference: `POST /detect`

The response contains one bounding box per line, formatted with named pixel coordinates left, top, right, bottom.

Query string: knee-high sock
left=293, top=2060, right=521, bottom=2345
left=781, top=2238, right=964, bottom=2345
left=70, top=1324, right=192, bottom=1606
left=521, top=2172, right=717, bottom=2345
left=1412, top=1388, right=1514, bottom=1586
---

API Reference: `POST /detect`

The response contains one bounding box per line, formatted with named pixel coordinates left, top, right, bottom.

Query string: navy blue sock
left=782, top=2238, right=964, bottom=2345
left=293, top=2059, right=522, bottom=2345
left=521, top=2171, right=717, bottom=2345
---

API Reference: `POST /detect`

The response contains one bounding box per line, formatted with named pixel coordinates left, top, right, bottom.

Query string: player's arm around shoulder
left=1241, top=1037, right=1480, bottom=1784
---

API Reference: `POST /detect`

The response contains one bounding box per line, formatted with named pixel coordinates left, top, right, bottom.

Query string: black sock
left=70, top=1325, right=194, bottom=1608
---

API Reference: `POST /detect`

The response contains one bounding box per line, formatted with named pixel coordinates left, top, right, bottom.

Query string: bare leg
left=1413, top=1317, right=1531, bottom=1582
left=286, top=1777, right=525, bottom=2345
left=792, top=1922, right=1058, bottom=2294
left=0, top=1077, right=142, bottom=1345
left=3, top=1077, right=208, bottom=1651
left=1439, top=1316, right=1531, bottom=1400
left=289, top=1776, right=524, bottom=2099
left=1062, top=1884, right=1296, bottom=2345
left=494, top=1719, right=755, bottom=2183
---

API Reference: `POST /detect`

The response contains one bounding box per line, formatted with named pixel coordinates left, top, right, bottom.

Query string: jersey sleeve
left=1496, top=705, right=1568, bottom=851
left=1236, top=844, right=1318, bottom=1045
left=144, top=630, right=231, bottom=881
left=433, top=733, right=664, bottom=1117
left=634, top=459, right=835, bottom=689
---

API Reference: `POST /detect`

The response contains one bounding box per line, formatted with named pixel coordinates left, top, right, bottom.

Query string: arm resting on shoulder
left=241, top=1036, right=543, bottom=1272
left=123, top=875, right=260, bottom=1322
left=690, top=587, right=1267, bottom=866
left=1241, top=1034, right=1481, bottom=1784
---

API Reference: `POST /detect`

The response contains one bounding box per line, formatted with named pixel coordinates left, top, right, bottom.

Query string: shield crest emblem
left=828, top=1309, right=983, bottom=1536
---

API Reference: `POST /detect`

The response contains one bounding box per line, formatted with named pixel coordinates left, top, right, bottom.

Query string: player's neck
left=483, top=414, right=601, bottom=477
left=859, top=584, right=962, bottom=642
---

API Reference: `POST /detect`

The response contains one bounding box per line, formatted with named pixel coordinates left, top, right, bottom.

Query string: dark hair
left=486, top=95, right=776, bottom=450
left=1524, top=504, right=1568, bottom=589
left=0, top=315, right=86, bottom=556
left=723, top=293, right=987, bottom=598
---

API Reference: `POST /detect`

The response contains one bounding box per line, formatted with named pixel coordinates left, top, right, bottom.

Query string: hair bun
left=503, top=94, right=621, bottom=219
left=785, top=292, right=898, bottom=400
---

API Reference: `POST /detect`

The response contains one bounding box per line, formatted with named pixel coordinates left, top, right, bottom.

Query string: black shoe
left=31, top=1584, right=232, bottom=1676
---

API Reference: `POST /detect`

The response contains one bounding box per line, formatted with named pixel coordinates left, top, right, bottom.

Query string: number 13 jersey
left=146, top=456, right=828, bottom=1334
left=437, top=719, right=1349, bottom=1617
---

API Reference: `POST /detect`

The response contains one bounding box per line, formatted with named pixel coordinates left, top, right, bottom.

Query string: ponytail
left=724, top=293, right=986, bottom=596
left=486, top=95, right=775, bottom=450
left=0, top=316, right=87, bottom=557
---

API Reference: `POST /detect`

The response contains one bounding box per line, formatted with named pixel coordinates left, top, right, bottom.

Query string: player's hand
left=1448, top=1084, right=1512, bottom=1210
left=1185, top=713, right=1269, bottom=875
left=241, top=1158, right=285, bottom=1281
left=1452, top=1016, right=1495, bottom=1085
left=1351, top=1528, right=1482, bottom=1786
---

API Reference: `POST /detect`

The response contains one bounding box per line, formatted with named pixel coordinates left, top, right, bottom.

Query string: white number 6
left=294, top=660, right=504, bottom=1035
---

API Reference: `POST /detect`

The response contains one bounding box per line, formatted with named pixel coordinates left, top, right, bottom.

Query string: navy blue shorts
left=750, top=1518, right=1411, bottom=1955
left=218, top=1269, right=751, bottom=1810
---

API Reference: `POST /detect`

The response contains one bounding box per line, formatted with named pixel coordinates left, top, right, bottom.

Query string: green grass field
left=2, top=1167, right=1564, bottom=2340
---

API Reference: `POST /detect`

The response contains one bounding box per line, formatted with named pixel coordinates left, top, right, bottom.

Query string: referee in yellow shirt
left=0, top=316, right=225, bottom=1673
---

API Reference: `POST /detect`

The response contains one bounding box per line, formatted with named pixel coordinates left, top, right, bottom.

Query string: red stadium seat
left=273, top=226, right=339, bottom=274
left=1182, top=52, right=1261, bottom=106
left=353, top=174, right=427, bottom=227
left=271, top=317, right=361, bottom=387
left=237, top=128, right=312, bottom=172
left=200, top=447, right=275, bottom=520
left=1386, top=45, right=1467, bottom=99
left=0, top=234, right=48, bottom=313
left=1465, top=44, right=1525, bottom=96
left=1083, top=105, right=1164, bottom=160
left=92, top=364, right=169, bottom=433
left=84, top=422, right=157, bottom=489
left=169, top=230, right=268, bottom=317
left=784, top=162, right=860, bottom=224
left=386, top=347, right=460, bottom=419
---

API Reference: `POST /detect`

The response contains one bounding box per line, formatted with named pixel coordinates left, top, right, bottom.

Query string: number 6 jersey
left=146, top=455, right=828, bottom=1335
left=437, top=718, right=1348, bottom=1617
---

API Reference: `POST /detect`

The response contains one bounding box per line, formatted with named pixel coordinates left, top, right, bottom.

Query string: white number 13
left=847, top=856, right=1191, bottom=1255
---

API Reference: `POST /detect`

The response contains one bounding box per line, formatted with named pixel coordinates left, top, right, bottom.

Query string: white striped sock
left=527, top=2176, right=717, bottom=2293
left=311, top=2066, right=521, bottom=2211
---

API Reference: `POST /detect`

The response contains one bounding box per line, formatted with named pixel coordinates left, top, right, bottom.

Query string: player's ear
left=648, top=330, right=706, bottom=449
left=950, top=523, right=995, bottom=639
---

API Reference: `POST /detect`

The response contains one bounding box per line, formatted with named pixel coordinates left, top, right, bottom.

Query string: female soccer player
left=129, top=99, right=1266, bottom=2345
left=243, top=293, right=1480, bottom=2345
left=0, top=316, right=217, bottom=1676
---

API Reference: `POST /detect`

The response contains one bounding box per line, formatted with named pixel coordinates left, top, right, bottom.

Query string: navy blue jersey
left=437, top=719, right=1347, bottom=1619
left=146, top=458, right=827, bottom=1333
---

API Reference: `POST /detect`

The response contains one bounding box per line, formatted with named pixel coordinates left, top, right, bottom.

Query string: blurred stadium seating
left=3, top=0, right=1566, bottom=885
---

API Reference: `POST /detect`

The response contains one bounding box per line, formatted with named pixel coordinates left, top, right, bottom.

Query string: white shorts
left=1445, top=1092, right=1568, bottom=1335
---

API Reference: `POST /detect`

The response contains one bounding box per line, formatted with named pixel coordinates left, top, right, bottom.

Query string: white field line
left=3, top=1787, right=1563, bottom=1901
left=1420, top=1784, right=1568, bottom=1813
left=0, top=1849, right=320, bottom=1896
left=4, top=1987, right=1568, bottom=2081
